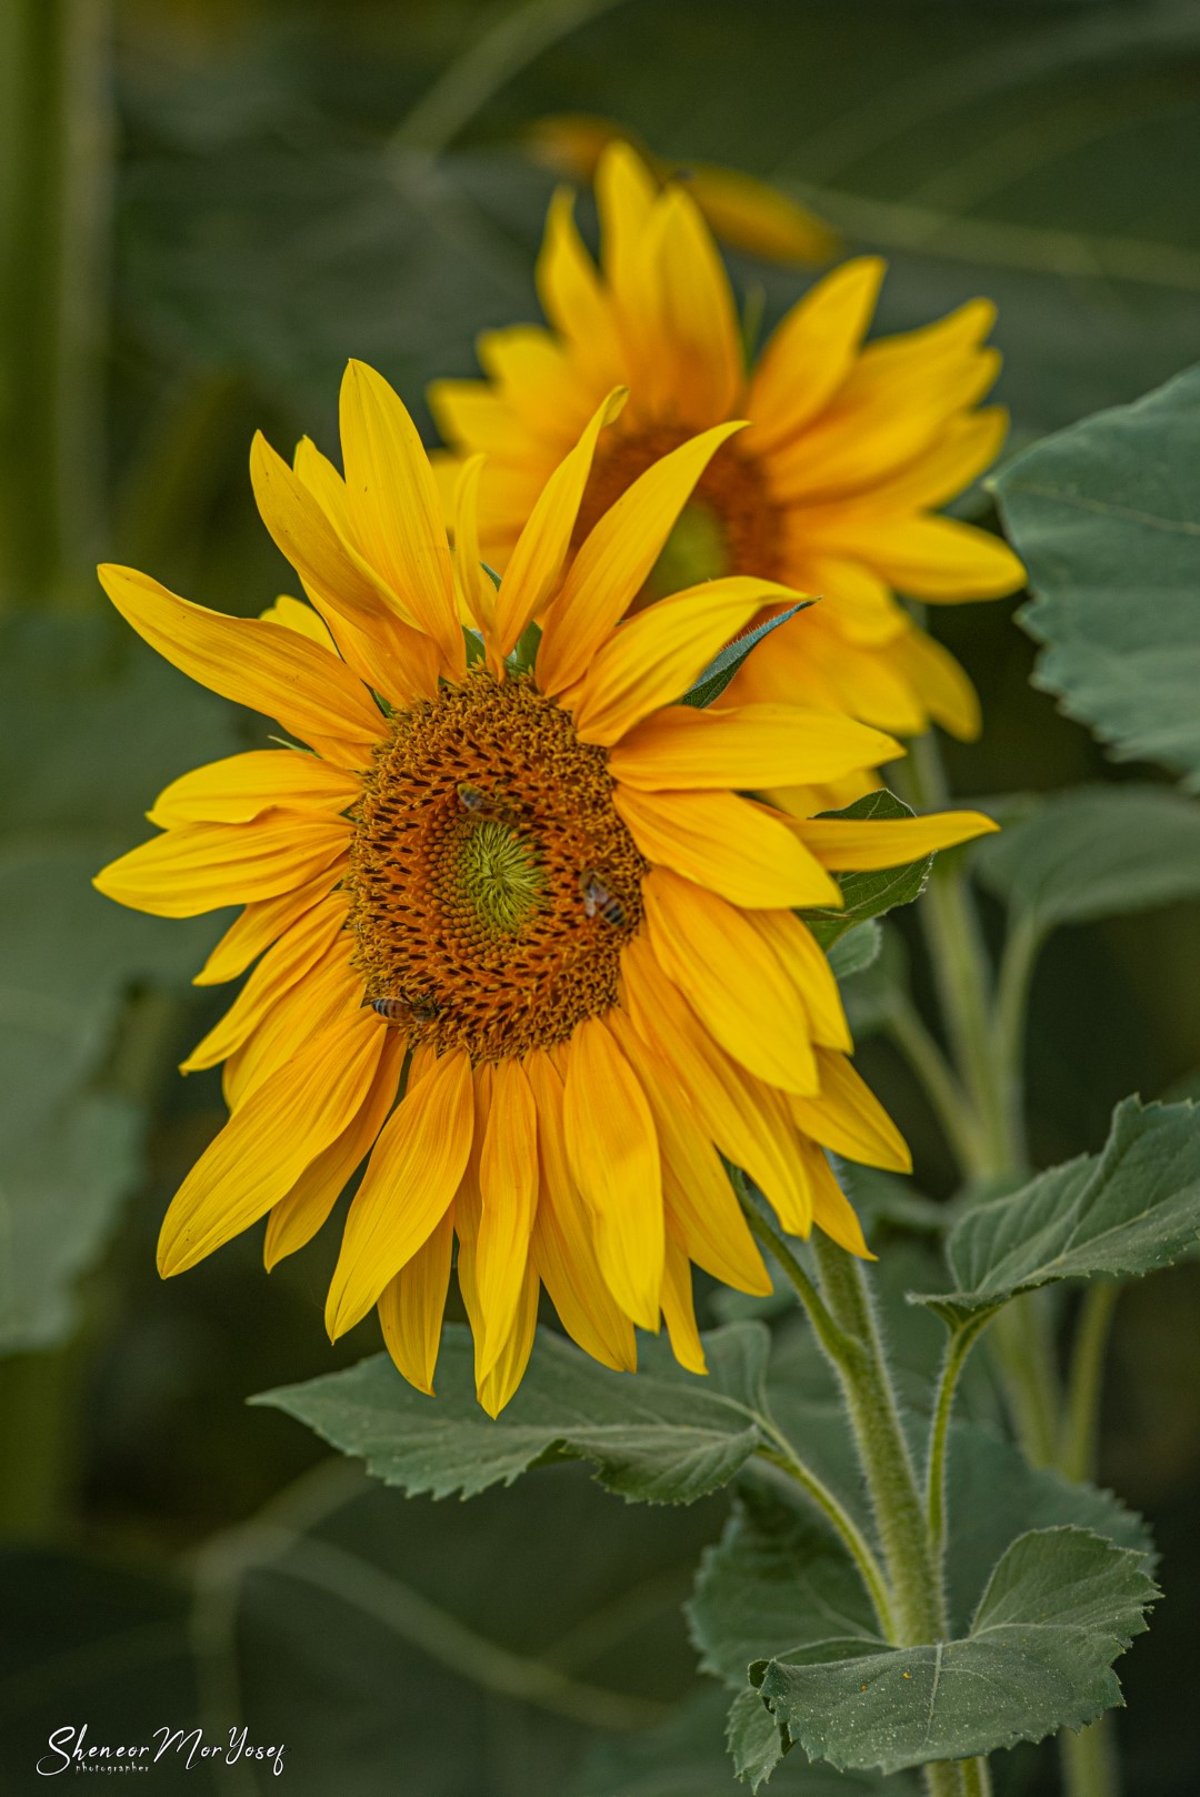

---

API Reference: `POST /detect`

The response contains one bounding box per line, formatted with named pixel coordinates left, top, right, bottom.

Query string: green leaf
left=915, top=1098, right=1200, bottom=1324
left=994, top=364, right=1200, bottom=788
left=680, top=606, right=808, bottom=710
left=230, top=1465, right=722, bottom=1794
left=841, top=925, right=909, bottom=1041
left=688, top=1489, right=880, bottom=1690
left=800, top=793, right=933, bottom=948
left=973, top=785, right=1200, bottom=937
left=0, top=1095, right=141, bottom=1355
left=755, top=1527, right=1157, bottom=1775
left=0, top=615, right=241, bottom=1356
left=254, top=1322, right=771, bottom=1504
left=570, top=1684, right=912, bottom=1797
left=826, top=919, right=882, bottom=982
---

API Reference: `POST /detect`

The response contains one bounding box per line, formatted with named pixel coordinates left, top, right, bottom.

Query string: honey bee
left=581, top=871, right=625, bottom=927
left=371, top=993, right=440, bottom=1024
left=457, top=782, right=500, bottom=815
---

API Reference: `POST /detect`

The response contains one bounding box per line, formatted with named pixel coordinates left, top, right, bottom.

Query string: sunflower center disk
left=347, top=672, right=646, bottom=1063
left=572, top=425, right=788, bottom=608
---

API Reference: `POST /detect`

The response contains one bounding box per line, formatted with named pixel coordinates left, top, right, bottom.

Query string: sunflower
left=429, top=141, right=1025, bottom=765
left=95, top=363, right=994, bottom=1414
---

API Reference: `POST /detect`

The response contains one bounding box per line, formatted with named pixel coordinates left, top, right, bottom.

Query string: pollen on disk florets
left=573, top=424, right=787, bottom=603
left=346, top=671, right=646, bottom=1064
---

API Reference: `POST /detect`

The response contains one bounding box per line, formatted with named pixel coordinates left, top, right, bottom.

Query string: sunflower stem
left=884, top=991, right=982, bottom=1175
left=925, top=1312, right=995, bottom=1560
left=1060, top=1282, right=1120, bottom=1483
left=0, top=0, right=112, bottom=608
left=808, top=1233, right=947, bottom=1647
left=753, top=1445, right=897, bottom=1644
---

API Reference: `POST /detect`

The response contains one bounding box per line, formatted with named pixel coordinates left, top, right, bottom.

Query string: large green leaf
left=688, top=1489, right=881, bottom=1690
left=915, top=1098, right=1200, bottom=1325
left=973, top=785, right=1200, bottom=937
left=254, top=1323, right=771, bottom=1504
left=994, top=365, right=1200, bottom=788
left=0, top=616, right=241, bottom=1354
left=569, top=1685, right=915, bottom=1797
left=0, top=1095, right=141, bottom=1356
left=755, top=1528, right=1157, bottom=1775
left=220, top=1464, right=724, bottom=1797
left=801, top=792, right=933, bottom=949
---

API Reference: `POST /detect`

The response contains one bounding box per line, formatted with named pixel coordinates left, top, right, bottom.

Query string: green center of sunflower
left=457, top=817, right=542, bottom=933
left=642, top=500, right=729, bottom=602
left=346, top=672, right=646, bottom=1064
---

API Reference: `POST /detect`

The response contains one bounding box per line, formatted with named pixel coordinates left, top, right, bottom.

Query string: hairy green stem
left=991, top=912, right=1041, bottom=1171
left=925, top=1313, right=995, bottom=1558
left=755, top=1446, right=897, bottom=1643
left=1060, top=1283, right=1120, bottom=1483
left=897, top=738, right=1014, bottom=1177
left=809, top=1234, right=946, bottom=1646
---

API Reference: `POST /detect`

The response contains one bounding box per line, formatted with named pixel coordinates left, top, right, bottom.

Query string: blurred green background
left=2, top=0, right=1199, bottom=1790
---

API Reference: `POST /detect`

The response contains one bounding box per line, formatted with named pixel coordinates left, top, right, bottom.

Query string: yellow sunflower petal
left=746, top=257, right=885, bottom=450
left=378, top=1206, right=456, bottom=1396
left=791, top=1050, right=911, bottom=1173
left=251, top=429, right=411, bottom=634
left=264, top=1034, right=405, bottom=1270
left=338, top=360, right=462, bottom=671
left=149, top=749, right=359, bottom=829
left=675, top=160, right=838, bottom=266
left=493, top=387, right=627, bottom=658
left=259, top=594, right=336, bottom=651
left=477, top=1259, right=540, bottom=1418
left=181, top=890, right=349, bottom=1073
left=95, top=816, right=348, bottom=918
left=609, top=702, right=899, bottom=791
left=807, top=515, right=1025, bottom=602
left=889, top=627, right=981, bottom=741
left=477, top=325, right=596, bottom=442
left=648, top=185, right=742, bottom=426
left=561, top=1015, right=663, bottom=1329
left=452, top=452, right=497, bottom=642
left=621, top=935, right=812, bottom=1231
left=193, top=863, right=344, bottom=987
left=571, top=576, right=801, bottom=745
left=475, top=1058, right=540, bottom=1378
left=98, top=565, right=383, bottom=763
left=794, top=808, right=998, bottom=869
left=839, top=406, right=1008, bottom=517
left=642, top=868, right=818, bottom=1094
left=537, top=421, right=747, bottom=696
left=526, top=1052, right=637, bottom=1372
left=536, top=186, right=625, bottom=384
left=610, top=1009, right=771, bottom=1296
left=749, top=909, right=851, bottom=1052
left=325, top=1048, right=474, bottom=1339
left=801, top=1142, right=875, bottom=1260
left=222, top=945, right=363, bottom=1111
left=157, top=1008, right=386, bottom=1277
left=660, top=1234, right=707, bottom=1376
left=615, top=786, right=840, bottom=909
